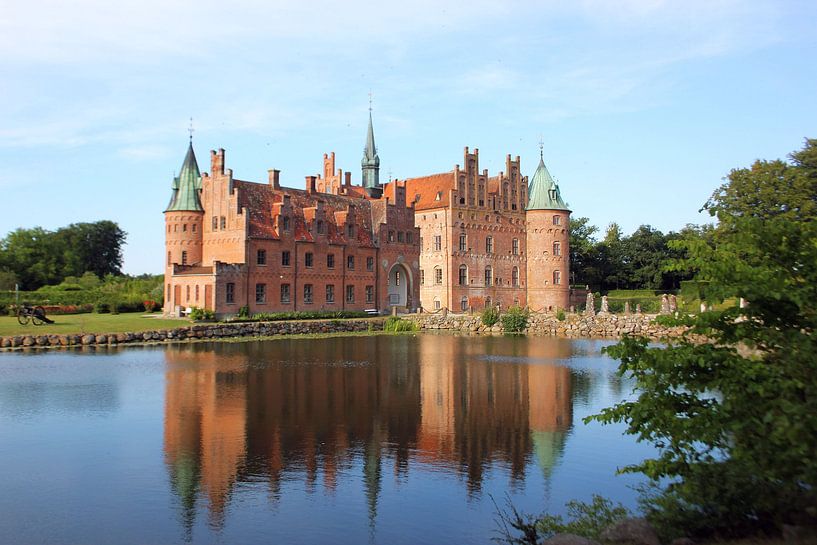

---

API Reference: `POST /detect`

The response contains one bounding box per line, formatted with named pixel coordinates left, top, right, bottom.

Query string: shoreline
left=0, top=311, right=688, bottom=352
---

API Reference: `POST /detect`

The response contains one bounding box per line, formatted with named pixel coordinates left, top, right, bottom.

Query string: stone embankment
left=0, top=319, right=375, bottom=351
left=409, top=312, right=687, bottom=340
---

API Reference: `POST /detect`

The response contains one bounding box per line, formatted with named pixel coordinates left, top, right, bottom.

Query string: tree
left=589, top=139, right=817, bottom=539
left=569, top=217, right=598, bottom=285
left=56, top=221, right=126, bottom=278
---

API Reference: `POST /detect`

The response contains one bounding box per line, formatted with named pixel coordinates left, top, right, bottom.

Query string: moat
left=0, top=333, right=653, bottom=545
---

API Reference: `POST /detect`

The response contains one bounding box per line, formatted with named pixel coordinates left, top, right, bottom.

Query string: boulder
left=81, top=334, right=96, bottom=345
left=542, top=534, right=601, bottom=545
left=599, top=518, right=660, bottom=545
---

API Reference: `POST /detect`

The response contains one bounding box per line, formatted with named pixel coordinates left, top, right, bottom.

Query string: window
left=326, top=284, right=335, bottom=303
left=256, top=283, right=266, bottom=303
left=394, top=270, right=401, bottom=286
left=397, top=231, right=404, bottom=243
left=512, top=238, right=519, bottom=255
left=186, top=286, right=190, bottom=301
left=220, top=216, right=226, bottom=229
left=484, top=266, right=492, bottom=286
left=553, top=270, right=561, bottom=285
left=167, top=251, right=171, bottom=266
left=347, top=255, right=355, bottom=270
left=305, top=252, right=313, bottom=268
left=181, top=251, right=188, bottom=265
left=282, top=216, right=290, bottom=231
left=317, top=220, right=325, bottom=234
left=420, top=270, right=425, bottom=285
left=183, top=224, right=187, bottom=232
left=406, top=232, right=413, bottom=244
left=280, top=283, right=291, bottom=303
left=347, top=224, right=354, bottom=238
left=365, top=285, right=374, bottom=303
left=434, top=299, right=441, bottom=310
left=512, top=267, right=519, bottom=287
left=485, top=297, right=492, bottom=309
left=303, top=284, right=313, bottom=304
left=174, top=224, right=178, bottom=232
left=195, top=285, right=199, bottom=301
left=434, top=235, right=442, bottom=251
left=486, top=236, right=493, bottom=254
left=366, top=256, right=374, bottom=271
left=327, top=254, right=335, bottom=269
left=553, top=241, right=561, bottom=256
left=226, top=283, right=235, bottom=304
left=212, top=217, right=218, bottom=230
left=388, top=230, right=395, bottom=242
left=458, top=265, right=467, bottom=286
left=459, top=233, right=467, bottom=252
left=435, top=267, right=443, bottom=285
left=346, top=285, right=355, bottom=303
left=257, top=249, right=267, bottom=265
left=192, top=224, right=196, bottom=233
left=461, top=296, right=468, bottom=311
left=552, top=215, right=561, bottom=226
left=282, top=251, right=291, bottom=266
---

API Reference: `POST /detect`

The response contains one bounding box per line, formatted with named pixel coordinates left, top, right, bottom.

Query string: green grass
left=0, top=313, right=190, bottom=336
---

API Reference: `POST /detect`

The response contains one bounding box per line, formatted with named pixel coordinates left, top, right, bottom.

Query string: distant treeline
left=0, top=221, right=126, bottom=290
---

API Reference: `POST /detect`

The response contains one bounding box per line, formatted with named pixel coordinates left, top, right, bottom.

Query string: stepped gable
left=403, top=172, right=454, bottom=210
left=232, top=179, right=376, bottom=247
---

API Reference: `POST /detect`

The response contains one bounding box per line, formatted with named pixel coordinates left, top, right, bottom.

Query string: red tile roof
left=403, top=172, right=454, bottom=211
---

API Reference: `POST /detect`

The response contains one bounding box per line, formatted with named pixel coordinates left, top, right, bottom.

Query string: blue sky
left=2, top=0, right=815, bottom=274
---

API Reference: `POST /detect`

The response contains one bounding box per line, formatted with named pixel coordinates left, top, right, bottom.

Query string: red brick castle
left=164, top=114, right=570, bottom=317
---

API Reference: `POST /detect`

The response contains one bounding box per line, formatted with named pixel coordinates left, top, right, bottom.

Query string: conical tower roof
left=527, top=153, right=569, bottom=211
left=362, top=111, right=379, bottom=167
left=166, top=142, right=203, bottom=212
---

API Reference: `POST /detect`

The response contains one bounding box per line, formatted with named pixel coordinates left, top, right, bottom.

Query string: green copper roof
left=362, top=111, right=379, bottom=167
left=166, top=142, right=203, bottom=212
left=527, top=155, right=569, bottom=211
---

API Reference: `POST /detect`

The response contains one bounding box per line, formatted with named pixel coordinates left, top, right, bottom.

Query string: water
left=0, top=333, right=653, bottom=545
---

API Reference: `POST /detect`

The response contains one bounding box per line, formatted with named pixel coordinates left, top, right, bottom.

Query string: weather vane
left=188, top=117, right=195, bottom=143
left=368, top=90, right=373, bottom=112
left=538, top=134, right=544, bottom=158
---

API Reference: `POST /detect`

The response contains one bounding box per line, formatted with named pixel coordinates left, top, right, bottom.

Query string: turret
left=525, top=149, right=570, bottom=311
left=164, top=141, right=204, bottom=276
left=361, top=108, right=382, bottom=198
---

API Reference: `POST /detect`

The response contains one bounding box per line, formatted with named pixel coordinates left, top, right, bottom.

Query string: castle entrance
left=387, top=263, right=411, bottom=309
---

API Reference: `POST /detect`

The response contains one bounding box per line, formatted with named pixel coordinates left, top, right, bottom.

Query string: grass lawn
left=0, top=312, right=191, bottom=336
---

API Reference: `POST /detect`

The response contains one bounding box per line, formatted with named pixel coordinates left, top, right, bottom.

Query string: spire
left=166, top=141, right=204, bottom=212
left=527, top=152, right=569, bottom=211
left=361, top=96, right=381, bottom=196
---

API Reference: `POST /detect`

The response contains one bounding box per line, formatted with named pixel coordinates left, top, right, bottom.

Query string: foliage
left=0, top=274, right=164, bottom=311
left=0, top=221, right=126, bottom=290
left=143, top=300, right=158, bottom=312
left=383, top=316, right=418, bottom=332
left=588, top=139, right=817, bottom=540
left=494, top=495, right=630, bottom=545
left=501, top=306, right=529, bottom=333
left=481, top=306, right=500, bottom=326
left=237, top=306, right=250, bottom=318
left=556, top=308, right=566, bottom=321
left=0, top=269, right=18, bottom=291
left=95, top=302, right=111, bottom=314
left=189, top=307, right=215, bottom=321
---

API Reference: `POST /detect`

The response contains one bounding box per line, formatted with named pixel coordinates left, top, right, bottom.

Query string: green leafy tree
left=56, top=221, right=126, bottom=278
left=589, top=139, right=817, bottom=539
left=569, top=217, right=599, bottom=286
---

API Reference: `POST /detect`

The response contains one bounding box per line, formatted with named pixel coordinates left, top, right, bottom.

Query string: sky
left=1, top=0, right=816, bottom=274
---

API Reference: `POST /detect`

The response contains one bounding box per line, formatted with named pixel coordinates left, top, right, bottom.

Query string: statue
left=585, top=293, right=595, bottom=316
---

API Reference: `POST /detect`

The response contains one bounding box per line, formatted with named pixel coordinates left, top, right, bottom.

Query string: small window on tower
left=192, top=224, right=196, bottom=233
left=181, top=251, right=188, bottom=265
left=220, top=216, right=226, bottom=229
left=212, top=217, right=218, bottom=230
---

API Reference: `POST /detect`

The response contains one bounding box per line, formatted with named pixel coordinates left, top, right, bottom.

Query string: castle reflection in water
left=163, top=334, right=577, bottom=528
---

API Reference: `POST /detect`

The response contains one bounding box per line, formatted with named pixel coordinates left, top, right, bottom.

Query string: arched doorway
left=387, top=263, right=411, bottom=309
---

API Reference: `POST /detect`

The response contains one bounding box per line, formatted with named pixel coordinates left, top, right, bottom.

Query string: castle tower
left=361, top=107, right=382, bottom=198
left=164, top=141, right=204, bottom=309
left=525, top=149, right=570, bottom=311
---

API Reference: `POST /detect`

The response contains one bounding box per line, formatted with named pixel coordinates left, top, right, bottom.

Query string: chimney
left=306, top=175, right=317, bottom=194
left=211, top=149, right=226, bottom=175
left=345, top=172, right=352, bottom=186
left=268, top=169, right=281, bottom=189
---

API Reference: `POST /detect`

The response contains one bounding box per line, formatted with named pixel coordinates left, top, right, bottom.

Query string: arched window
left=433, top=298, right=441, bottom=310
left=484, top=266, right=492, bottom=286
left=553, top=241, right=561, bottom=256
left=485, top=236, right=493, bottom=254
left=460, top=296, right=468, bottom=311
left=552, top=215, right=561, bottom=226
left=458, top=265, right=467, bottom=286
left=220, top=216, right=226, bottom=229
left=434, top=267, right=443, bottom=285
left=553, top=270, right=561, bottom=285
left=512, top=267, right=519, bottom=287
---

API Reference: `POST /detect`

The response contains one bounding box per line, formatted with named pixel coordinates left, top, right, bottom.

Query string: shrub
left=143, top=300, right=158, bottom=312
left=236, top=310, right=369, bottom=322
left=501, top=306, right=529, bottom=333
left=95, top=302, right=111, bottom=314
left=383, top=316, right=418, bottom=332
left=189, top=307, right=215, bottom=321
left=481, top=306, right=500, bottom=326
left=237, top=306, right=250, bottom=318
left=556, top=309, right=566, bottom=321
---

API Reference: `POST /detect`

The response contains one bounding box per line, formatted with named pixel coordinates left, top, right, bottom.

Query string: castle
left=164, top=112, right=570, bottom=317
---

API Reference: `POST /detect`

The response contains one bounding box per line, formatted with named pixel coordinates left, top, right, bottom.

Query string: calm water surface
left=0, top=334, right=652, bottom=545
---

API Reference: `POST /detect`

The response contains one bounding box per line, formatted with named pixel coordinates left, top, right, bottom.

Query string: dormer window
left=435, top=192, right=442, bottom=201
left=347, top=224, right=354, bottom=238
left=282, top=216, right=290, bottom=232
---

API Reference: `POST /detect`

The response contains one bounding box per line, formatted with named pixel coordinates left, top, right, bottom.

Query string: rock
left=81, top=334, right=96, bottom=345
left=599, top=518, right=660, bottom=545
left=669, top=538, right=695, bottom=545
left=96, top=335, right=107, bottom=344
left=542, top=534, right=601, bottom=545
